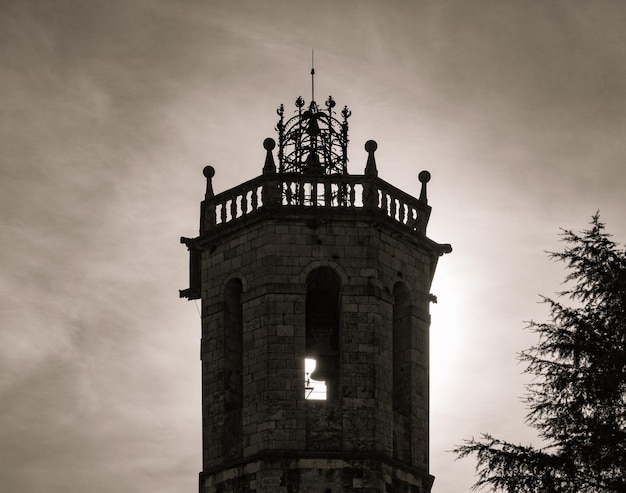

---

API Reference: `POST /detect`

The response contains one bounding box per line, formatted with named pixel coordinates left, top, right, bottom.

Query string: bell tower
left=181, top=91, right=451, bottom=493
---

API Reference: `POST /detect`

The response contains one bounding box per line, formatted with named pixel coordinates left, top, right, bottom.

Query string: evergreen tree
left=455, top=215, right=626, bottom=492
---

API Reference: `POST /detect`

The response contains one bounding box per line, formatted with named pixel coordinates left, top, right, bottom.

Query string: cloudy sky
left=2, top=1, right=625, bottom=492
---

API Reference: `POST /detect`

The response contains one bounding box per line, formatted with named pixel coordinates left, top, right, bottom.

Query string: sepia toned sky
left=2, top=1, right=626, bottom=492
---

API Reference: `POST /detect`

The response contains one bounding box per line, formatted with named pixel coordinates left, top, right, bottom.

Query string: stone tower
left=181, top=93, right=451, bottom=493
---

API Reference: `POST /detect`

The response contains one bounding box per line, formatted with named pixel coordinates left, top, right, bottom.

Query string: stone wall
left=198, top=210, right=438, bottom=492
left=202, top=456, right=433, bottom=493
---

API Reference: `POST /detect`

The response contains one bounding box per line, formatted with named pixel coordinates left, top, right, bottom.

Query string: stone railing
left=200, top=172, right=266, bottom=230
left=200, top=173, right=431, bottom=236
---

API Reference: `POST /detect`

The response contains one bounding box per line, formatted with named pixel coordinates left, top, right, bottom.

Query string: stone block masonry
left=195, top=209, right=443, bottom=492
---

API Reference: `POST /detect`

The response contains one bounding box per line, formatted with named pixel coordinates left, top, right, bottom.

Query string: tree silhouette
left=455, top=214, right=626, bottom=492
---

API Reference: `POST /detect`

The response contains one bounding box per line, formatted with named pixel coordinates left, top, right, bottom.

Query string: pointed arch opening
left=393, top=281, right=413, bottom=462
left=305, top=267, right=341, bottom=401
left=223, top=277, right=243, bottom=459
left=393, top=282, right=412, bottom=415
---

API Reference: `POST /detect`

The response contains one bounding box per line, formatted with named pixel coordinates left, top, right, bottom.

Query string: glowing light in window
left=304, top=358, right=327, bottom=400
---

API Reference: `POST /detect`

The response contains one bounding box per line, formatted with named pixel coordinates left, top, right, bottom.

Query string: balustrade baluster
left=251, top=187, right=258, bottom=210
left=349, top=184, right=356, bottom=207
left=325, top=182, right=332, bottom=207
left=298, top=182, right=305, bottom=205
left=221, top=202, right=227, bottom=223
left=230, top=197, right=237, bottom=220
left=399, top=202, right=406, bottom=224
left=285, top=183, right=293, bottom=205
left=241, top=191, right=248, bottom=216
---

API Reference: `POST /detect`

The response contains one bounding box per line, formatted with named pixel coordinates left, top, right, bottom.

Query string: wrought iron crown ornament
left=276, top=96, right=351, bottom=175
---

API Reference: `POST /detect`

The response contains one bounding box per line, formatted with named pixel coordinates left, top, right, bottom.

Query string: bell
left=309, top=356, right=333, bottom=382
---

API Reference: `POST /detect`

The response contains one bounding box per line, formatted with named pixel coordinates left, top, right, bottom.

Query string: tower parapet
left=181, top=94, right=451, bottom=493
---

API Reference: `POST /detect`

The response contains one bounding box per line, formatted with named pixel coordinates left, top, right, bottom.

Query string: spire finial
left=311, top=49, right=315, bottom=102
left=275, top=61, right=351, bottom=175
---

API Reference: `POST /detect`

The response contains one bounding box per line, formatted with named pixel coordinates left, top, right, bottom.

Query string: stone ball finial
left=203, top=165, right=215, bottom=199
left=365, top=140, right=378, bottom=153
left=418, top=170, right=431, bottom=204
left=263, top=138, right=277, bottom=175
left=203, top=166, right=215, bottom=178
left=263, top=137, right=276, bottom=151
left=364, top=140, right=378, bottom=177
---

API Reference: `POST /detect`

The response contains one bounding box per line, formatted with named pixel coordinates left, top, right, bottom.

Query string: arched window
left=305, top=267, right=341, bottom=401
left=223, top=278, right=243, bottom=459
left=393, top=282, right=411, bottom=415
